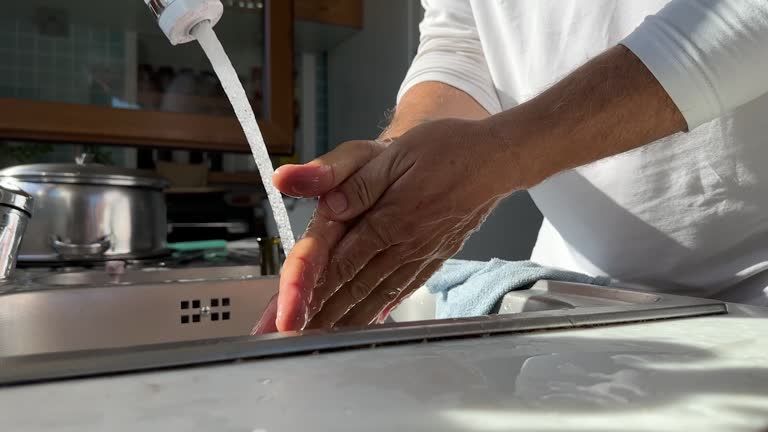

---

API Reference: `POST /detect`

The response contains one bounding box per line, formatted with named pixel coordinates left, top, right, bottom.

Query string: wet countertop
left=1, top=303, right=767, bottom=431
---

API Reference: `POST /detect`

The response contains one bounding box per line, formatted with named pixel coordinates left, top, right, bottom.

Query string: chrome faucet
left=0, top=181, right=32, bottom=282
left=143, top=0, right=224, bottom=45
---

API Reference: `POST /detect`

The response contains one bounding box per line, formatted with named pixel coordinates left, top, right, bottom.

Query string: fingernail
left=284, top=165, right=330, bottom=196
left=325, top=191, right=348, bottom=214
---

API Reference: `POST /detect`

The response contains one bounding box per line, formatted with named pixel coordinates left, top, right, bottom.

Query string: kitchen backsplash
left=0, top=18, right=129, bottom=106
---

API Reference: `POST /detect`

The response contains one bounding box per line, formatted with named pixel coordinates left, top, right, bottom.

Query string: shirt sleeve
left=622, top=0, right=768, bottom=130
left=397, top=0, right=502, bottom=114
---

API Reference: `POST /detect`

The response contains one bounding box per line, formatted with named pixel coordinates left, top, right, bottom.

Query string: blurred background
left=0, top=0, right=541, bottom=260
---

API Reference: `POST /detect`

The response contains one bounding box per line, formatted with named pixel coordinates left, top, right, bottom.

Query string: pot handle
left=51, top=235, right=112, bottom=259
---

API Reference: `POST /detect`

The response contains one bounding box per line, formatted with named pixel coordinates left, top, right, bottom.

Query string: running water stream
left=193, top=21, right=295, bottom=255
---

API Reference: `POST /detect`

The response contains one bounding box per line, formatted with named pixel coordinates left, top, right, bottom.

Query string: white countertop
left=2, top=303, right=768, bottom=432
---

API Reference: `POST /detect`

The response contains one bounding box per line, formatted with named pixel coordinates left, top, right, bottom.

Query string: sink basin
left=390, top=280, right=664, bottom=321
left=495, top=280, right=660, bottom=313
left=0, top=267, right=277, bottom=357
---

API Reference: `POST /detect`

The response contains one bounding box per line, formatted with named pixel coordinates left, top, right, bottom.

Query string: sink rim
left=0, top=283, right=728, bottom=386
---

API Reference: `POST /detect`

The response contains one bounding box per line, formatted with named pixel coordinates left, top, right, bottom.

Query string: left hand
left=259, top=117, right=521, bottom=331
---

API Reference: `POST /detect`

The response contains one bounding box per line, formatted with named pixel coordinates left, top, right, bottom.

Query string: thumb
left=273, top=140, right=386, bottom=198
left=317, top=144, right=411, bottom=221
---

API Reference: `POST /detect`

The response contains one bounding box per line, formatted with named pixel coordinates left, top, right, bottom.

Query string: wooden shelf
left=0, top=98, right=288, bottom=154
left=207, top=171, right=264, bottom=185
left=136, top=91, right=257, bottom=117
left=295, top=0, right=363, bottom=28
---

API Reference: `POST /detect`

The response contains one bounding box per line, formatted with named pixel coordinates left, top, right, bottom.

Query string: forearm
left=380, top=81, right=491, bottom=140
left=624, top=0, right=768, bottom=130
left=489, top=45, right=686, bottom=189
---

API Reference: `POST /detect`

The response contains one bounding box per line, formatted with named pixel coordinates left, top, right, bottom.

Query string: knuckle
left=361, top=217, right=395, bottom=250
left=373, top=287, right=400, bottom=305
left=337, top=140, right=356, bottom=150
left=387, top=141, right=416, bottom=174
left=364, top=139, right=385, bottom=157
left=348, top=174, right=375, bottom=208
left=337, top=140, right=364, bottom=153
left=389, top=286, right=416, bottom=309
left=340, top=140, right=382, bottom=160
left=334, top=255, right=358, bottom=283
left=371, top=210, right=412, bottom=240
left=347, top=279, right=374, bottom=304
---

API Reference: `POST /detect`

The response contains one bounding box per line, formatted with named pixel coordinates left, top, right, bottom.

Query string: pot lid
left=0, top=180, right=33, bottom=214
left=0, top=162, right=169, bottom=189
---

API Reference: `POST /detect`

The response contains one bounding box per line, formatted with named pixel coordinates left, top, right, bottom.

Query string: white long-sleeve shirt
left=399, top=0, right=768, bottom=301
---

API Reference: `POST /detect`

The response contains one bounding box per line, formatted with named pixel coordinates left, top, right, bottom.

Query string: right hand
left=253, top=139, right=389, bottom=333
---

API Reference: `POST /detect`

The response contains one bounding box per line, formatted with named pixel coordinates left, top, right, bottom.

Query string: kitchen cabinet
left=294, top=0, right=363, bottom=54
left=295, top=0, right=363, bottom=28
left=0, top=0, right=294, bottom=154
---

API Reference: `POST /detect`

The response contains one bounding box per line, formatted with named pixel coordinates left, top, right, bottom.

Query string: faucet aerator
left=144, top=0, right=224, bottom=45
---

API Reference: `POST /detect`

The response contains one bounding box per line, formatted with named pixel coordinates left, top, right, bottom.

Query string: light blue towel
left=426, top=259, right=611, bottom=319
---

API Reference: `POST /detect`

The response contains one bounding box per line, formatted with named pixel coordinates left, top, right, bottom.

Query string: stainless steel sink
left=495, top=280, right=661, bottom=313
left=0, top=266, right=276, bottom=357
left=32, top=266, right=263, bottom=287
left=0, top=273, right=728, bottom=385
left=391, top=280, right=665, bottom=321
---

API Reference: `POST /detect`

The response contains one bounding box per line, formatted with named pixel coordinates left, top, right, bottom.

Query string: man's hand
left=304, top=118, right=519, bottom=328
left=255, top=117, right=517, bottom=332
left=251, top=80, right=493, bottom=334
left=253, top=139, right=387, bottom=333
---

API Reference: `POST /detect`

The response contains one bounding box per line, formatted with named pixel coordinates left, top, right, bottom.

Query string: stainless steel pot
left=0, top=160, right=169, bottom=263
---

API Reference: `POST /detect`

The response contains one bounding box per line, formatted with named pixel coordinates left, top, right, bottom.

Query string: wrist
left=480, top=109, right=548, bottom=192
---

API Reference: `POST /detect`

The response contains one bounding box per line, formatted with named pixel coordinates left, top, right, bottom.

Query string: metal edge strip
left=0, top=301, right=728, bottom=386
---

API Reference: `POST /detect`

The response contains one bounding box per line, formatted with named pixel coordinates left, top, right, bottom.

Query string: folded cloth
left=426, top=259, right=611, bottom=319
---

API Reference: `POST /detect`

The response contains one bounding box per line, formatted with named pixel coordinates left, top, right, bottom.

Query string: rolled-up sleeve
left=622, top=0, right=768, bottom=130
left=397, top=0, right=502, bottom=114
